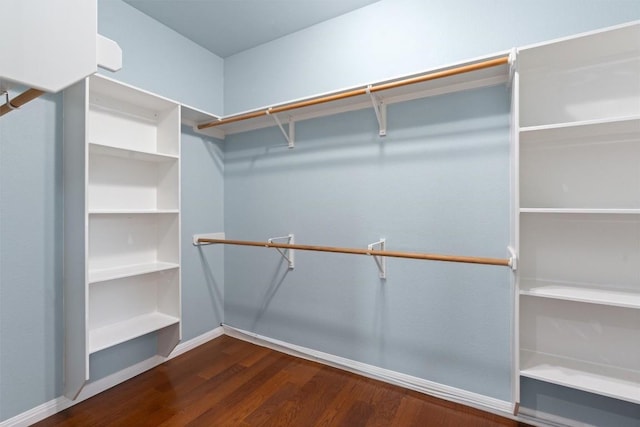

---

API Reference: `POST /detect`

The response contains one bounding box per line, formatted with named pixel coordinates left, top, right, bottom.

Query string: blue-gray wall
left=224, top=0, right=640, bottom=114
left=224, top=86, right=513, bottom=400
left=0, top=0, right=224, bottom=421
left=222, top=0, right=640, bottom=424
left=0, top=88, right=63, bottom=421
left=98, top=0, right=224, bottom=113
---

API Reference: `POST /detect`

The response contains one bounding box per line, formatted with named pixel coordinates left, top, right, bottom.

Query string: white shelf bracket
left=507, top=246, right=517, bottom=271
left=368, top=238, right=386, bottom=279
left=507, top=48, right=517, bottom=88
left=269, top=234, right=295, bottom=269
left=267, top=109, right=295, bottom=148
left=193, top=232, right=225, bottom=246
left=366, top=85, right=387, bottom=137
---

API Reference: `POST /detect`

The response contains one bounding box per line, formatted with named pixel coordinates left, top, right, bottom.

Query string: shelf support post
left=368, top=238, right=386, bottom=279
left=507, top=48, right=517, bottom=88
left=267, top=109, right=295, bottom=148
left=366, top=85, right=387, bottom=137
left=269, top=234, right=295, bottom=269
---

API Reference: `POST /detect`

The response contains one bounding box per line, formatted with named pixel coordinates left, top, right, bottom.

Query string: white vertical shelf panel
left=64, top=75, right=181, bottom=398
left=517, top=21, right=640, bottom=407
left=62, top=78, right=89, bottom=400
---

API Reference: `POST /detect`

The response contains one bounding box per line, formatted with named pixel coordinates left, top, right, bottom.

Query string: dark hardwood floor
left=35, top=335, right=530, bottom=426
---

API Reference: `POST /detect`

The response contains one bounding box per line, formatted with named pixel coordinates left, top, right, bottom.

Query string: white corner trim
left=0, top=326, right=224, bottom=427
left=169, top=326, right=225, bottom=359
left=222, top=324, right=515, bottom=417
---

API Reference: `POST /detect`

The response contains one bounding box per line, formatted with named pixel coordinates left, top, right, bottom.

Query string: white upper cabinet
left=0, top=0, right=121, bottom=93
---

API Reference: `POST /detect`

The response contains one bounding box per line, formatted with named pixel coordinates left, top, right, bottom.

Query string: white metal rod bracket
left=193, top=232, right=226, bottom=246
left=269, top=234, right=295, bottom=269
left=3, top=91, right=17, bottom=111
left=507, top=246, right=517, bottom=271
left=366, top=85, right=387, bottom=137
left=267, top=109, right=295, bottom=148
left=368, top=238, right=386, bottom=279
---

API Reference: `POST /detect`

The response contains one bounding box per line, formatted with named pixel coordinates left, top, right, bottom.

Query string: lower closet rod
left=196, top=238, right=510, bottom=267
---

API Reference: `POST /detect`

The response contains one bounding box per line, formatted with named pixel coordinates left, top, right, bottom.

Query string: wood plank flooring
left=35, top=335, right=530, bottom=426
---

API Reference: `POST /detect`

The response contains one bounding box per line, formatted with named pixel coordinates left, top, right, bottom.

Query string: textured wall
left=224, top=0, right=640, bottom=114
left=224, top=86, right=513, bottom=400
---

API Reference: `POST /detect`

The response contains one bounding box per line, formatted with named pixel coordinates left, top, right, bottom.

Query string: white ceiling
left=123, top=0, right=382, bottom=58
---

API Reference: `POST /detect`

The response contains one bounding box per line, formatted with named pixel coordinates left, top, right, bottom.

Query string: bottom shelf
left=520, top=350, right=640, bottom=404
left=89, top=312, right=179, bottom=354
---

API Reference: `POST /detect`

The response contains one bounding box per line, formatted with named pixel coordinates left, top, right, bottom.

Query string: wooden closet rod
left=0, top=88, right=46, bottom=117
left=197, top=56, right=509, bottom=130
left=197, top=238, right=511, bottom=267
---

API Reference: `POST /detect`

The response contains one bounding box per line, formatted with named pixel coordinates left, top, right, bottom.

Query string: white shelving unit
left=63, top=74, right=181, bottom=399
left=514, top=22, right=640, bottom=405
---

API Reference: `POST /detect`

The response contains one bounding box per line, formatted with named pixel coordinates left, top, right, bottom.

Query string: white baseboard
left=518, top=407, right=591, bottom=427
left=3, top=324, right=572, bottom=427
left=0, top=326, right=224, bottom=427
left=222, top=324, right=516, bottom=418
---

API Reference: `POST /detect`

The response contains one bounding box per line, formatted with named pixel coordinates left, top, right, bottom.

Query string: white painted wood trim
left=518, top=407, right=589, bottom=427
left=222, top=325, right=516, bottom=417
left=0, top=326, right=224, bottom=427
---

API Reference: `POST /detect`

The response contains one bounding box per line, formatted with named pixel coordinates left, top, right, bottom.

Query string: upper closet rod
left=196, top=237, right=511, bottom=267
left=197, top=56, right=509, bottom=130
left=0, top=88, right=45, bottom=117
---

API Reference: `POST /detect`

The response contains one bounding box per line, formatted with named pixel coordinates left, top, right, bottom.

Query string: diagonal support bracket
left=267, top=109, right=295, bottom=149
left=366, top=85, right=387, bottom=137
left=269, top=234, right=295, bottom=269
left=368, top=238, right=386, bottom=279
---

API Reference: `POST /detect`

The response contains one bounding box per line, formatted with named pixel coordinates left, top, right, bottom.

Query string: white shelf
left=519, top=116, right=640, bottom=144
left=520, top=208, right=640, bottom=215
left=89, top=262, right=179, bottom=284
left=89, top=142, right=178, bottom=162
left=520, top=279, right=640, bottom=309
left=520, top=350, right=640, bottom=404
left=89, top=312, right=180, bottom=354
left=89, top=209, right=179, bottom=214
